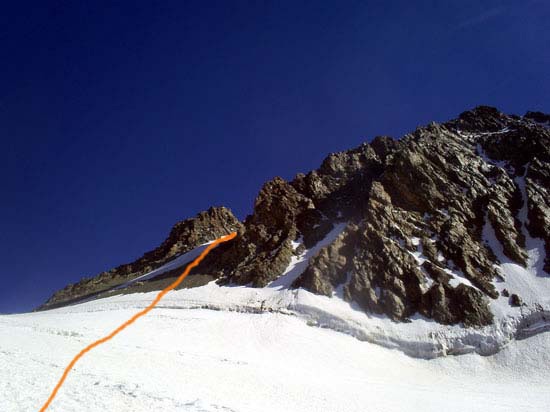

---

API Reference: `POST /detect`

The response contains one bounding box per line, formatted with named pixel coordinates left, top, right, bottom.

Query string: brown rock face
left=526, top=159, right=550, bottom=273
left=237, top=106, right=547, bottom=327
left=292, top=230, right=351, bottom=296
left=39, top=207, right=242, bottom=310
left=291, top=143, right=383, bottom=222
left=195, top=177, right=315, bottom=287
left=41, top=107, right=550, bottom=329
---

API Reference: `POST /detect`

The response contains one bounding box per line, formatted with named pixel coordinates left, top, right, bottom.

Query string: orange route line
left=38, top=231, right=237, bottom=412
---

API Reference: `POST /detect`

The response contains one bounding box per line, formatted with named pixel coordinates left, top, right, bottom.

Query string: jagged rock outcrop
left=525, top=159, right=550, bottom=272
left=195, top=177, right=316, bottom=287
left=41, top=107, right=550, bottom=328
left=39, top=207, right=242, bottom=310
left=207, top=106, right=548, bottom=327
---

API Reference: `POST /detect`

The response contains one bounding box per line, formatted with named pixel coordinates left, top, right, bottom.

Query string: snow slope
left=1, top=297, right=549, bottom=412
left=29, top=204, right=550, bottom=366
left=3, top=154, right=549, bottom=410
left=50, top=212, right=549, bottom=360
left=2, top=218, right=549, bottom=410
left=114, top=243, right=212, bottom=290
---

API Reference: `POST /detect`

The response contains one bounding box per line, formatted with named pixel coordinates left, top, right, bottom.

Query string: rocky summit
left=40, top=107, right=550, bottom=328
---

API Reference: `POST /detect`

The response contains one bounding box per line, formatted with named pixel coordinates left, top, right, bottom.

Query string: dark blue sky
left=1, top=1, right=548, bottom=313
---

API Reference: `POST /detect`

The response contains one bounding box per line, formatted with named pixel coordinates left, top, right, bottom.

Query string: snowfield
left=1, top=297, right=549, bottom=412
left=2, top=217, right=549, bottom=412
left=2, top=152, right=549, bottom=411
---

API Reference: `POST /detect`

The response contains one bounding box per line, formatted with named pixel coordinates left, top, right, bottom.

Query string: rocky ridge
left=40, top=207, right=242, bottom=309
left=40, top=107, right=550, bottom=329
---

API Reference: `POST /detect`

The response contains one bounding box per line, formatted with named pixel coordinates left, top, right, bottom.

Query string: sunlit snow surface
left=2, top=148, right=550, bottom=410
left=2, top=207, right=549, bottom=410
left=1, top=300, right=549, bottom=412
